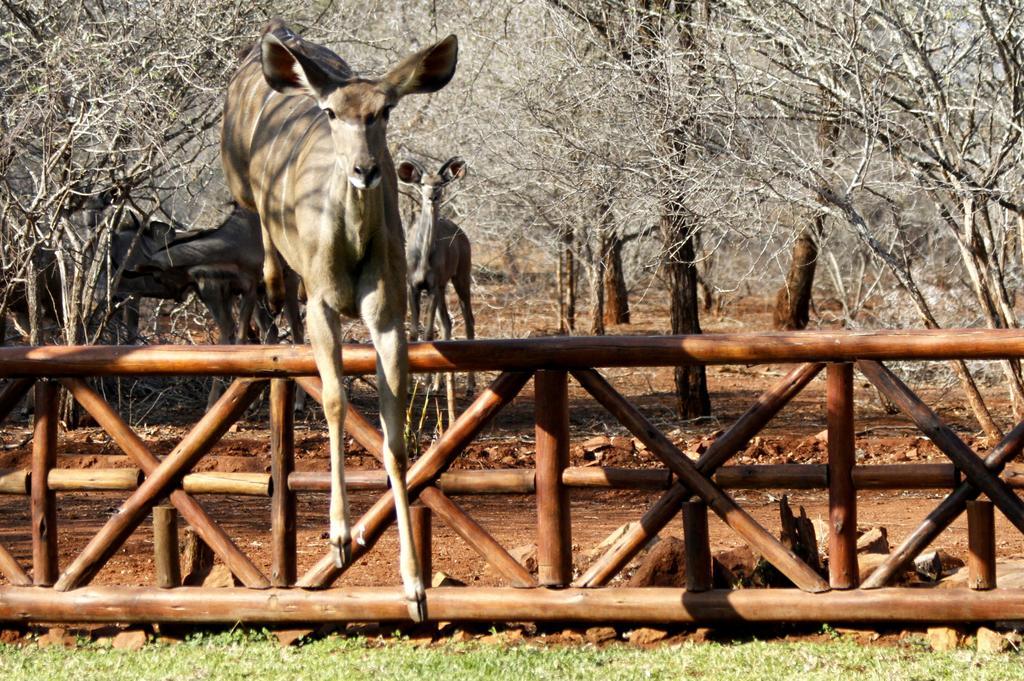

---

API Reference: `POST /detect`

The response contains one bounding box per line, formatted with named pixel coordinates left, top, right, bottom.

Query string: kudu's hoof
left=406, top=587, right=427, bottom=623
left=330, top=537, right=353, bottom=569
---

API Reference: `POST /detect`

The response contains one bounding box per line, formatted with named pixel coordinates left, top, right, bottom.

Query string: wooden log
left=534, top=370, right=572, bottom=586
left=289, top=469, right=536, bottom=494
left=270, top=379, right=296, bottom=587
left=418, top=486, right=536, bottom=587
left=683, top=499, right=711, bottom=592
left=861, top=418, right=1024, bottom=589
left=54, top=379, right=268, bottom=592
left=714, top=465, right=826, bottom=489
left=443, top=469, right=536, bottom=494
left=181, top=527, right=214, bottom=586
left=967, top=500, right=996, bottom=590
left=852, top=464, right=956, bottom=489
left=574, top=362, right=823, bottom=588
left=153, top=505, right=180, bottom=588
left=14, top=329, right=1024, bottom=377
left=297, top=371, right=533, bottom=588
left=31, top=381, right=58, bottom=586
left=0, top=470, right=30, bottom=495
left=61, top=378, right=269, bottom=588
left=182, top=473, right=270, bottom=496
left=572, top=368, right=828, bottom=593
left=859, top=360, right=1024, bottom=535
left=283, top=464, right=1024, bottom=495
left=0, top=378, right=33, bottom=425
left=410, top=505, right=431, bottom=584
left=827, top=363, right=858, bottom=589
left=48, top=468, right=143, bottom=491
left=563, top=467, right=669, bottom=490
left=3, top=586, right=1024, bottom=624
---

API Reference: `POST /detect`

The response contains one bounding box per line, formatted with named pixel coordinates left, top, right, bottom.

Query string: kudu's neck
left=332, top=166, right=387, bottom=266
left=411, top=195, right=439, bottom=280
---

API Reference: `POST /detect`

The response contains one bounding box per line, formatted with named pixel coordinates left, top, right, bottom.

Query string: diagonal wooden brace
left=861, top=418, right=1024, bottom=589
left=54, top=379, right=268, bottom=591
left=859, top=361, right=1024, bottom=534
left=61, top=378, right=271, bottom=588
left=418, top=486, right=536, bottom=587
left=297, top=371, right=533, bottom=588
left=574, top=363, right=824, bottom=587
left=0, top=542, right=30, bottom=586
left=573, top=367, right=829, bottom=592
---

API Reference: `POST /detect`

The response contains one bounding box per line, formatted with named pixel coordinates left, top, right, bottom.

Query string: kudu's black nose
left=353, top=164, right=380, bottom=187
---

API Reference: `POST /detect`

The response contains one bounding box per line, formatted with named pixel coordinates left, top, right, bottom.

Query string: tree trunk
left=603, top=231, right=630, bottom=325
left=772, top=214, right=822, bottom=330
left=773, top=96, right=836, bottom=330
left=558, top=228, right=576, bottom=334
left=662, top=196, right=710, bottom=419
left=589, top=237, right=605, bottom=336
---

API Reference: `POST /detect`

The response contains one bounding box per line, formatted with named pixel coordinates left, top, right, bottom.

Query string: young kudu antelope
left=397, top=157, right=476, bottom=410
left=221, top=20, right=458, bottom=620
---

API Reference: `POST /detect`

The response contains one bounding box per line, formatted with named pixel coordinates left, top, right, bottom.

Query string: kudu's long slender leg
left=360, top=277, right=424, bottom=622
left=452, top=265, right=476, bottom=395
left=435, top=291, right=457, bottom=422
left=283, top=270, right=307, bottom=411
left=305, top=292, right=352, bottom=569
left=197, top=279, right=237, bottom=410
left=408, top=285, right=422, bottom=342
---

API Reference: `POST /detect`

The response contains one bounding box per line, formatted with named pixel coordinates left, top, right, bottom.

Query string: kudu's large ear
left=397, top=161, right=424, bottom=185
left=261, top=33, right=335, bottom=101
left=382, top=35, right=458, bottom=98
left=439, top=156, right=467, bottom=184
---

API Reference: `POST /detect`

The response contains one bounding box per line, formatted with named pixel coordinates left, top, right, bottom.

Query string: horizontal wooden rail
left=0, top=586, right=1022, bottom=624
left=2, top=463, right=1021, bottom=496
left=6, top=329, right=1024, bottom=377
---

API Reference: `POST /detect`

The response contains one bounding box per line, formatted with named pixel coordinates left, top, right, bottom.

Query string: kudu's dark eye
left=322, top=108, right=336, bottom=120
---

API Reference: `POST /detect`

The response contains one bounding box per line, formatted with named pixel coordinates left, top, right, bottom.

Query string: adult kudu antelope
left=222, top=20, right=458, bottom=620
left=397, top=157, right=476, bottom=407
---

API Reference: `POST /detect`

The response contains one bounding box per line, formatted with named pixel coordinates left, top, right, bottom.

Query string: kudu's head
left=260, top=31, right=458, bottom=191
left=397, top=156, right=467, bottom=208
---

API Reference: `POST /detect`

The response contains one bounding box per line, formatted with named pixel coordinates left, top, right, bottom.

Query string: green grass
left=2, top=630, right=1024, bottom=681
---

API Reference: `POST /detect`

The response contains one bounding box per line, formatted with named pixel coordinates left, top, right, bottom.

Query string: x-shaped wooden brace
left=54, top=378, right=270, bottom=591
left=574, top=363, right=828, bottom=590
left=297, top=371, right=537, bottom=588
left=857, top=360, right=1024, bottom=588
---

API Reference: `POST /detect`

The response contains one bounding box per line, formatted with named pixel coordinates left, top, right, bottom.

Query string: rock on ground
left=627, top=537, right=686, bottom=588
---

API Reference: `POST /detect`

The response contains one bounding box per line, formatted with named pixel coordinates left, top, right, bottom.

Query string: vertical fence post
left=535, top=370, right=572, bottom=586
left=153, top=504, right=181, bottom=588
left=967, top=499, right=996, bottom=590
left=683, top=498, right=712, bottom=592
left=270, top=378, right=296, bottom=587
left=827, top=362, right=858, bottom=589
left=411, top=504, right=432, bottom=584
left=31, top=380, right=59, bottom=586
